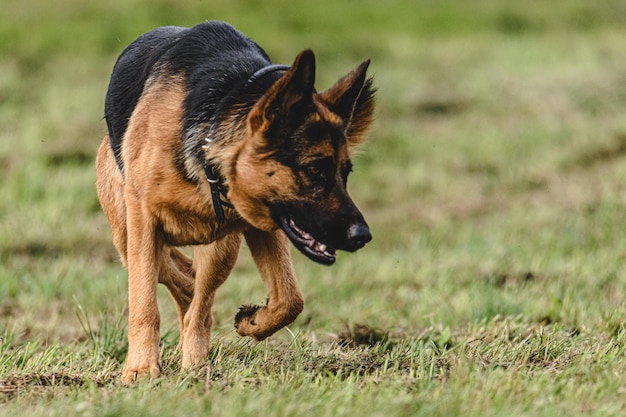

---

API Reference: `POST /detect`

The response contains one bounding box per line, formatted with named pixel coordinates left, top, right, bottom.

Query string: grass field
left=2, top=0, right=626, bottom=415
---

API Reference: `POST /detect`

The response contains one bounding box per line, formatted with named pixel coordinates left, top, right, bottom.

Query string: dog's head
left=229, top=50, right=375, bottom=265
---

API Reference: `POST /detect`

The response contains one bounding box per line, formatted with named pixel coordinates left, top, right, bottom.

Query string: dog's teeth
left=290, top=219, right=308, bottom=238
left=319, top=244, right=327, bottom=252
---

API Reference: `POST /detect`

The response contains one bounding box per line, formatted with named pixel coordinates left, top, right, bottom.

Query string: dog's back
left=105, top=26, right=187, bottom=171
left=104, top=21, right=272, bottom=173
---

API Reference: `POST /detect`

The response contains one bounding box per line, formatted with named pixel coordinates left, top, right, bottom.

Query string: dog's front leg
left=181, top=234, right=241, bottom=368
left=122, top=193, right=162, bottom=384
left=235, top=229, right=304, bottom=340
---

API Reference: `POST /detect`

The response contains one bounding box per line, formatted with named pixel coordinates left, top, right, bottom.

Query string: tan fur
left=97, top=53, right=374, bottom=383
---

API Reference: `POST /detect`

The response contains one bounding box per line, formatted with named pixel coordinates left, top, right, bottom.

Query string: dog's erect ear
left=318, top=60, right=376, bottom=146
left=249, top=50, right=316, bottom=133
left=319, top=60, right=369, bottom=121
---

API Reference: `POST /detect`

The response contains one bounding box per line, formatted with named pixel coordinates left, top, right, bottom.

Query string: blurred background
left=1, top=0, right=626, bottom=346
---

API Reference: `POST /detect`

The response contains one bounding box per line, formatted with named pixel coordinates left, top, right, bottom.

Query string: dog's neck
left=200, top=64, right=290, bottom=224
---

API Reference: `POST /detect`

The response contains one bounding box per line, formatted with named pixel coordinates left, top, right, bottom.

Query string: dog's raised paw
left=235, top=304, right=261, bottom=326
left=234, top=304, right=262, bottom=336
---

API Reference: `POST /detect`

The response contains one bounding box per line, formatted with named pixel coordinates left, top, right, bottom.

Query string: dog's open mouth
left=280, top=217, right=336, bottom=265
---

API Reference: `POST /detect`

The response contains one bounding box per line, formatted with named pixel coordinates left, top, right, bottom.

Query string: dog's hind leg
left=96, top=136, right=129, bottom=266
left=235, top=229, right=304, bottom=340
left=180, top=234, right=241, bottom=368
left=159, top=247, right=195, bottom=342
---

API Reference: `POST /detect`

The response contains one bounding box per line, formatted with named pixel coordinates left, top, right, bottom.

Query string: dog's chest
left=156, top=203, right=244, bottom=246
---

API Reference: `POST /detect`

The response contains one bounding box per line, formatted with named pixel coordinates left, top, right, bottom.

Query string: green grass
left=2, top=0, right=626, bottom=415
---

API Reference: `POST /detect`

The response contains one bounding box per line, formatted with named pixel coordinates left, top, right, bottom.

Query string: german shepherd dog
left=96, top=21, right=375, bottom=383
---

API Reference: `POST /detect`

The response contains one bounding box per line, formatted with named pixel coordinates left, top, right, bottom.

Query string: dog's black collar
left=203, top=64, right=290, bottom=224
left=203, top=161, right=233, bottom=224
left=246, top=64, right=290, bottom=87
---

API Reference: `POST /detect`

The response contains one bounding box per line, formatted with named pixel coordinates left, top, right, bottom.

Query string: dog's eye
left=307, top=165, right=322, bottom=177
left=303, top=158, right=333, bottom=183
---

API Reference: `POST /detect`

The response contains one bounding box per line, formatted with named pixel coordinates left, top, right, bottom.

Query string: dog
left=96, top=21, right=375, bottom=383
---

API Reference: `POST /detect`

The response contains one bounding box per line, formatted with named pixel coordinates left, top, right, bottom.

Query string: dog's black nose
left=347, top=223, right=372, bottom=250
